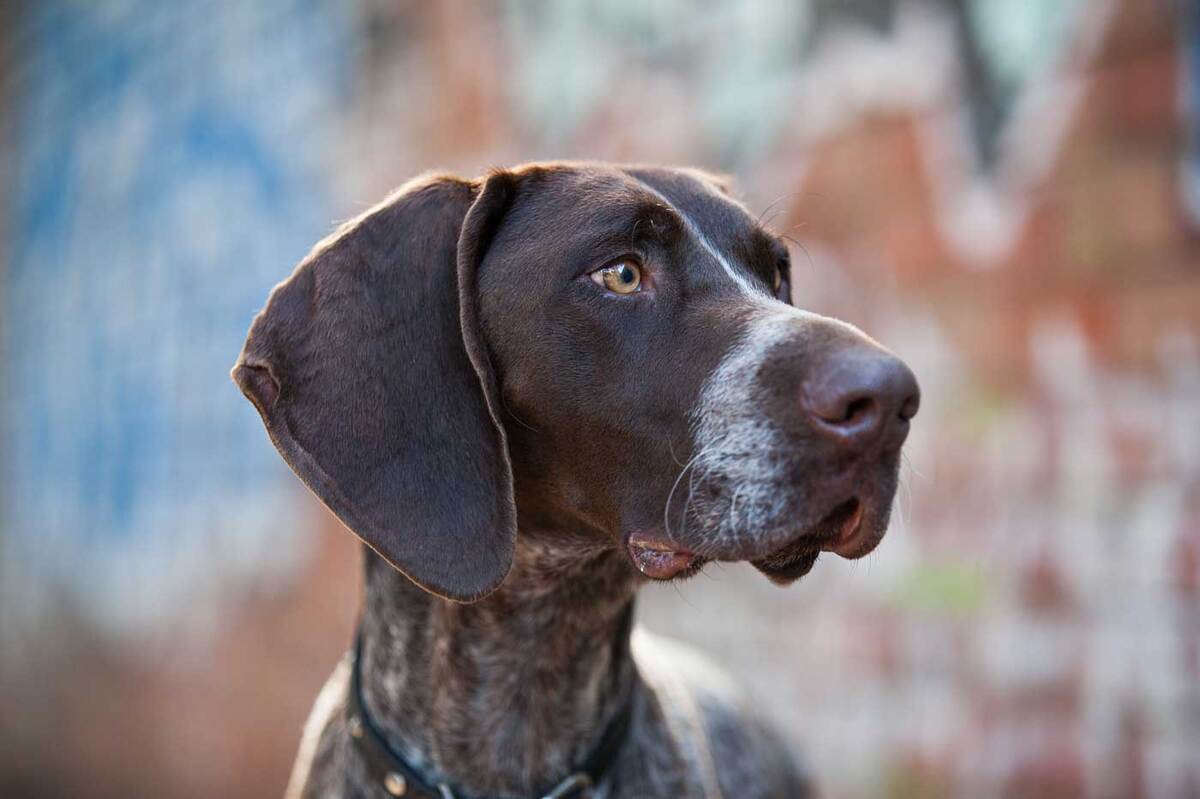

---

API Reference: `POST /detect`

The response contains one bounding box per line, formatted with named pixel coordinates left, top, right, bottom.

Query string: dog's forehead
left=622, top=165, right=753, bottom=233
left=516, top=163, right=755, bottom=230
left=511, top=163, right=771, bottom=276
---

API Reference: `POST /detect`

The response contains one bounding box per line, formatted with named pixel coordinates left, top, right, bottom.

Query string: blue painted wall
left=3, top=1, right=354, bottom=629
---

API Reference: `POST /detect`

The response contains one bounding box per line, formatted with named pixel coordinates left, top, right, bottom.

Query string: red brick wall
left=3, top=1, right=1196, bottom=797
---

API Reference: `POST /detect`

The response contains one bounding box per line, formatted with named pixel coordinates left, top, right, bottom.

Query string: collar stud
left=384, top=771, right=408, bottom=796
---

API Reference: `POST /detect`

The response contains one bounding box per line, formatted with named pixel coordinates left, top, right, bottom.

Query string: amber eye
left=591, top=260, right=642, bottom=294
left=773, top=269, right=783, bottom=292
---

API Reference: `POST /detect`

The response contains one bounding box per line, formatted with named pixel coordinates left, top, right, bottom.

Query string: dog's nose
left=802, top=348, right=920, bottom=452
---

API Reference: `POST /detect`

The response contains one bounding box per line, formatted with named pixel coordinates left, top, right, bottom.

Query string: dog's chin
left=627, top=460, right=901, bottom=584
left=750, top=497, right=889, bottom=585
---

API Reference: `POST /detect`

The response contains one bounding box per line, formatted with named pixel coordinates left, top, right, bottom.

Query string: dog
left=233, top=161, right=919, bottom=798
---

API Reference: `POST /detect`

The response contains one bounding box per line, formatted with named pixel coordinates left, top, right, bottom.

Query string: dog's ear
left=232, top=172, right=519, bottom=602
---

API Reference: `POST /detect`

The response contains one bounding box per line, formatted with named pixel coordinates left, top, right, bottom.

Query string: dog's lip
left=627, top=497, right=870, bottom=581
left=751, top=497, right=866, bottom=580
left=820, top=498, right=866, bottom=557
left=626, top=531, right=702, bottom=580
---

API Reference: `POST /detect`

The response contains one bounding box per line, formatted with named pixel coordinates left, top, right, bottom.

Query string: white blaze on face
left=639, top=182, right=766, bottom=298
left=687, top=308, right=808, bottom=549
left=690, top=223, right=761, bottom=296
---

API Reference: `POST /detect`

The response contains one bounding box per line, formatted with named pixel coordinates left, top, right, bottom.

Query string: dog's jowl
left=234, top=162, right=919, bottom=798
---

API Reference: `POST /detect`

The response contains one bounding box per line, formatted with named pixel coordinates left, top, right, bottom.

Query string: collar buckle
left=541, top=772, right=593, bottom=799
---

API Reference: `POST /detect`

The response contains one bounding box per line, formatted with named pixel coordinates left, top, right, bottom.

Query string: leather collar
left=346, top=608, right=634, bottom=799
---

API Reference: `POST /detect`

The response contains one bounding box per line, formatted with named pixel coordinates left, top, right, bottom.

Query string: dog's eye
left=591, top=260, right=642, bottom=294
left=774, top=249, right=790, bottom=297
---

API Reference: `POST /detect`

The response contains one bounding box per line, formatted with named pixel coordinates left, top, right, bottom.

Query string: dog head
left=234, top=162, right=918, bottom=601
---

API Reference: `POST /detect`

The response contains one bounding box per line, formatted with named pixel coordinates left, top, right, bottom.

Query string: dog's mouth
left=625, top=532, right=705, bottom=581
left=626, top=496, right=874, bottom=583
left=750, top=497, right=866, bottom=584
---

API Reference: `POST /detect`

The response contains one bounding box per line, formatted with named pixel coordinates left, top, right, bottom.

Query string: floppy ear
left=232, top=172, right=519, bottom=602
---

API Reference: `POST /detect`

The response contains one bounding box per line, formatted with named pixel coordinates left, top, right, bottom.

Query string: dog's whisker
left=725, top=485, right=744, bottom=546
left=670, top=581, right=699, bottom=610
left=754, top=191, right=803, bottom=228
left=755, top=196, right=786, bottom=228
left=663, top=452, right=702, bottom=541
left=681, top=443, right=715, bottom=538
left=667, top=438, right=687, bottom=468
left=503, top=400, right=539, bottom=433
left=901, top=451, right=929, bottom=484
left=778, top=233, right=816, bottom=275
left=760, top=208, right=787, bottom=229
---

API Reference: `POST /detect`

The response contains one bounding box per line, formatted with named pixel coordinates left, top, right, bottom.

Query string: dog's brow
left=562, top=201, right=679, bottom=266
left=636, top=182, right=762, bottom=296
left=628, top=200, right=682, bottom=244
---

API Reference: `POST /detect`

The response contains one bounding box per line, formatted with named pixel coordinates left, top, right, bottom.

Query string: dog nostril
left=835, top=396, right=876, bottom=426
left=898, top=391, right=920, bottom=422
left=807, top=390, right=881, bottom=434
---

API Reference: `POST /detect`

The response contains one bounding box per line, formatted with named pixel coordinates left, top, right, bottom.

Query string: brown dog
left=234, top=162, right=918, bottom=798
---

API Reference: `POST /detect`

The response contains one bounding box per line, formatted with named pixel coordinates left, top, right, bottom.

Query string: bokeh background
left=2, top=1, right=1198, bottom=796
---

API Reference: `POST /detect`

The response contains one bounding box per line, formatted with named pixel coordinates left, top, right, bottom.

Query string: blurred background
left=2, top=1, right=1198, bottom=796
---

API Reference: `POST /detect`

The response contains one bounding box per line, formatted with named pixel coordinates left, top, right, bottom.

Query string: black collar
left=346, top=612, right=634, bottom=799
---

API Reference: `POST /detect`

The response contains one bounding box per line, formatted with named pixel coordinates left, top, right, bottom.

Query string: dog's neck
left=358, top=532, right=640, bottom=797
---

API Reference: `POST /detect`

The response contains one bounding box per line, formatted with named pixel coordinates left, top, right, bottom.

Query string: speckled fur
left=286, top=535, right=812, bottom=798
